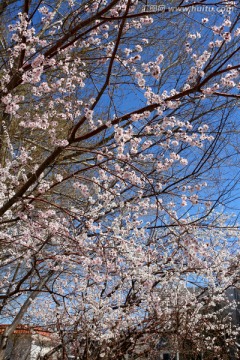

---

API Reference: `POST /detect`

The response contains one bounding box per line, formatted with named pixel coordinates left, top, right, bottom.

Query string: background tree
left=0, top=0, right=240, bottom=359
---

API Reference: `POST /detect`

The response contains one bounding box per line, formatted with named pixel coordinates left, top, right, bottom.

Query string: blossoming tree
left=0, top=0, right=240, bottom=359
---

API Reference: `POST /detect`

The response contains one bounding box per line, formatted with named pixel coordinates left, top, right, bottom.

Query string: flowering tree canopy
left=0, top=0, right=240, bottom=359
